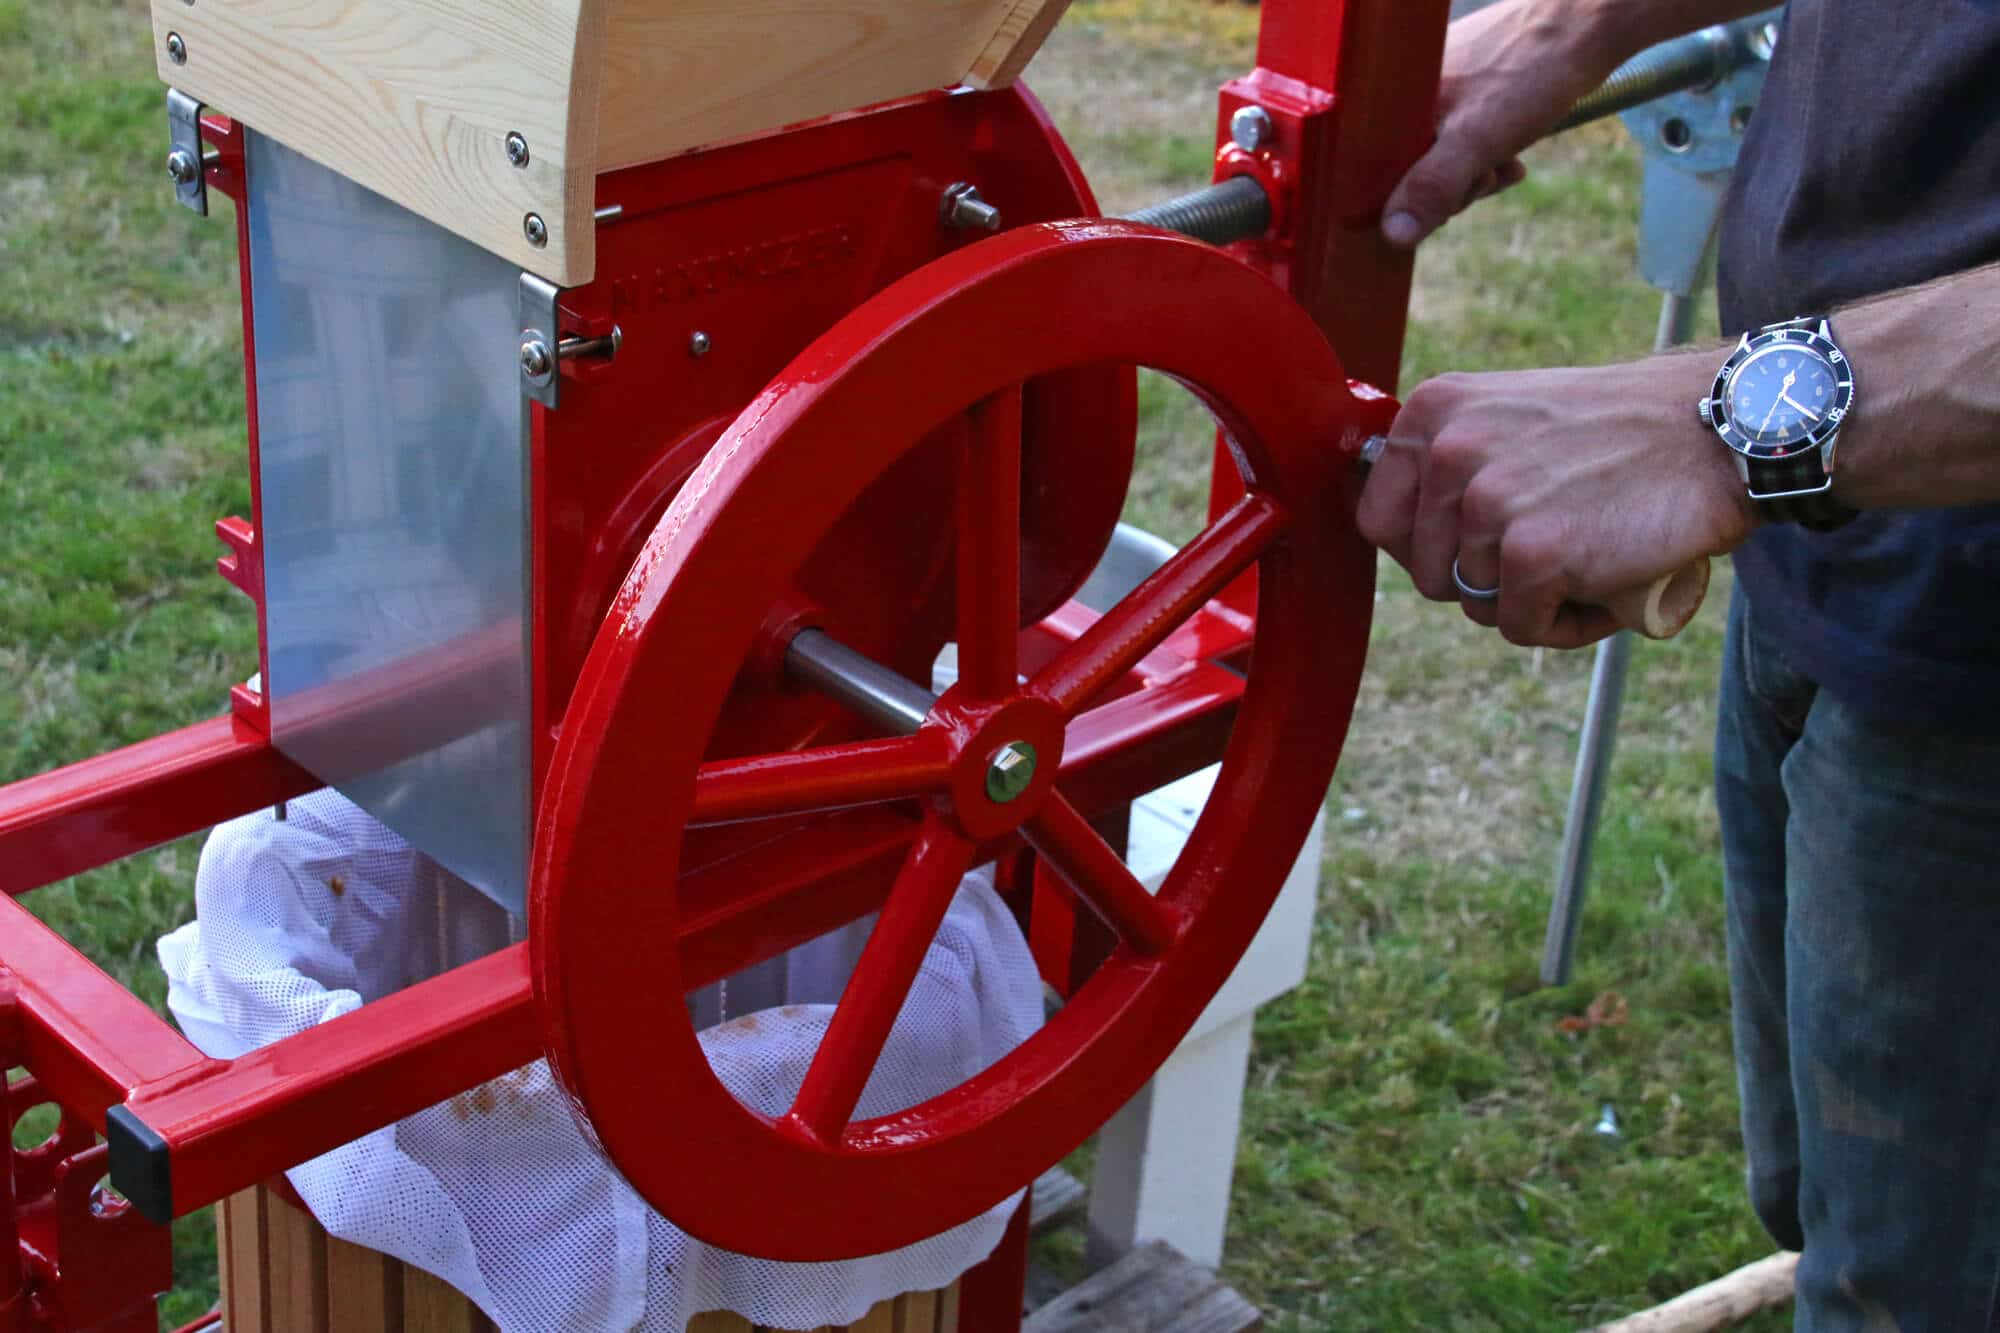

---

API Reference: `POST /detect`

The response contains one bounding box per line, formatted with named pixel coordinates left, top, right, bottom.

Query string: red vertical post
left=0, top=991, right=25, bottom=1333
left=1202, top=0, right=1451, bottom=620
left=955, top=1192, right=1031, bottom=1333
left=1237, top=0, right=1451, bottom=393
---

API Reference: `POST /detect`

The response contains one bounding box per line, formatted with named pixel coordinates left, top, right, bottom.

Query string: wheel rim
left=532, top=221, right=1379, bottom=1260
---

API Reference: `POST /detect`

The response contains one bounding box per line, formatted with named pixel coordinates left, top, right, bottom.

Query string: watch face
left=1707, top=324, right=1853, bottom=459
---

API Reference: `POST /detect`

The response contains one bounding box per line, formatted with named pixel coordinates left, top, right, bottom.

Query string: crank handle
left=1353, top=435, right=1710, bottom=641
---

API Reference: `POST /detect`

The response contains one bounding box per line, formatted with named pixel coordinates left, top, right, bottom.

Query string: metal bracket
left=518, top=272, right=562, bottom=410
left=166, top=89, right=208, bottom=217
left=1619, top=11, right=1780, bottom=299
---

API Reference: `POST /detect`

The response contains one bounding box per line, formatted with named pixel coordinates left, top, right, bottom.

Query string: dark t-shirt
left=1716, top=0, right=2000, bottom=733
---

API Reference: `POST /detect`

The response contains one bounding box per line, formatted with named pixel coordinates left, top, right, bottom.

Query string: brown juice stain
left=447, top=1065, right=543, bottom=1121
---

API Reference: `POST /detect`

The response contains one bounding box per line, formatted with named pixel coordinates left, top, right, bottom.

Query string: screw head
left=165, top=31, right=187, bottom=64
left=522, top=212, right=548, bottom=247
left=166, top=148, right=200, bottom=186
left=688, top=330, right=711, bottom=357
left=519, top=338, right=553, bottom=382
left=505, top=132, right=530, bottom=168
left=984, top=742, right=1039, bottom=805
left=1230, top=105, right=1273, bottom=152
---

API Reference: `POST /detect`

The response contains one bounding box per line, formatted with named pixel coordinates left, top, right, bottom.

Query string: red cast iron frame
left=0, top=0, right=1449, bottom=1327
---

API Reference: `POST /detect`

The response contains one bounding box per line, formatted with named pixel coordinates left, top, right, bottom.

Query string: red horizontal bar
left=1058, top=659, right=1243, bottom=813
left=0, top=715, right=318, bottom=898
left=1, top=894, right=210, bottom=1125
left=128, top=943, right=538, bottom=1219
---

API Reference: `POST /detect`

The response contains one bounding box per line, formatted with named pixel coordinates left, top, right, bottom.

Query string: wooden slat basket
left=218, top=1184, right=960, bottom=1333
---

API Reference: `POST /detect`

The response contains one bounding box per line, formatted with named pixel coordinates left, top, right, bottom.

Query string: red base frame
left=0, top=0, right=1448, bottom=1326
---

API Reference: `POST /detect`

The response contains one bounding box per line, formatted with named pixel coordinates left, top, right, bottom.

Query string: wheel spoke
left=784, top=819, right=975, bottom=1143
left=955, top=385, right=1023, bottom=700
left=1023, top=793, right=1181, bottom=957
left=1032, top=493, right=1284, bottom=715
left=691, top=732, right=950, bottom=825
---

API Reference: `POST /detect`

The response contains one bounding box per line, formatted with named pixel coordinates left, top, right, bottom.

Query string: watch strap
left=1745, top=451, right=1857, bottom=531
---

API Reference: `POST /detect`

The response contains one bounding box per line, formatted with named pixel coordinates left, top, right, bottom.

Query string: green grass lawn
left=3, top=1, right=1782, bottom=1329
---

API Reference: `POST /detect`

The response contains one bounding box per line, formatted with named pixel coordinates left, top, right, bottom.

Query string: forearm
left=1830, top=261, right=2000, bottom=509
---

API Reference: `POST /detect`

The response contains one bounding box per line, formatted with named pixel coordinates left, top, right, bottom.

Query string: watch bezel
left=1703, top=320, right=1854, bottom=461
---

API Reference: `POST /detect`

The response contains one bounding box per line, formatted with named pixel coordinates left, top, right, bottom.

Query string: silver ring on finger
left=1451, top=556, right=1500, bottom=602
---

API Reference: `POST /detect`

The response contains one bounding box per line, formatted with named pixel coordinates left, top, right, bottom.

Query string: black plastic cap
left=105, top=1104, right=173, bottom=1225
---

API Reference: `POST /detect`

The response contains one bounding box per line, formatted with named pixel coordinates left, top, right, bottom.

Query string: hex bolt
left=505, top=132, right=530, bottom=168
left=166, top=148, right=200, bottom=186
left=1230, top=104, right=1274, bottom=152
left=688, top=330, right=711, bottom=358
left=166, top=31, right=187, bottom=64
left=519, top=338, right=554, bottom=383
left=523, top=212, right=548, bottom=247
left=985, top=741, right=1039, bottom=804
left=941, top=183, right=1002, bottom=233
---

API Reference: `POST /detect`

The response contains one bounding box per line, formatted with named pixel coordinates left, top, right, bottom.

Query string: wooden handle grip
left=1598, top=556, right=1711, bottom=641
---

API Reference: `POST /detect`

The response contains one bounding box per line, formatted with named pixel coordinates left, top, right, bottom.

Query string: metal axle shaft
left=783, top=629, right=936, bottom=737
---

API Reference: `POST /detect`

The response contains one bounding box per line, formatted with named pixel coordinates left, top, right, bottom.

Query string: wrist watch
left=1698, top=316, right=1858, bottom=530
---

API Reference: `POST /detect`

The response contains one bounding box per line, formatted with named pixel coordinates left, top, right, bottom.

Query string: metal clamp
left=518, top=273, right=562, bottom=410
left=166, top=89, right=207, bottom=217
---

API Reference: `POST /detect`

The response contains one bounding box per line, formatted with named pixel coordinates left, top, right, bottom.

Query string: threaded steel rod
left=1117, top=174, right=1272, bottom=246
left=1556, top=25, right=1737, bottom=132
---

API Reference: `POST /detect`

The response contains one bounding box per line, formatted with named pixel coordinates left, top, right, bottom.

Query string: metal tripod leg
left=1539, top=290, right=1697, bottom=987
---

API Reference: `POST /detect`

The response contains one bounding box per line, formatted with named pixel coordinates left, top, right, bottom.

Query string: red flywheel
left=531, top=221, right=1379, bottom=1260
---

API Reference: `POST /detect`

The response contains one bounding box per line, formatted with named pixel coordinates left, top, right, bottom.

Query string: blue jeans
left=1716, top=585, right=2000, bottom=1331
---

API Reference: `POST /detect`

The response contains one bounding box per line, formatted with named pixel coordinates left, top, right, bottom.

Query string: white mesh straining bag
left=158, top=789, right=1043, bottom=1331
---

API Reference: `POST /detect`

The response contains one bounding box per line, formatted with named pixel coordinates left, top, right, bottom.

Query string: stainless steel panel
left=246, top=130, right=531, bottom=911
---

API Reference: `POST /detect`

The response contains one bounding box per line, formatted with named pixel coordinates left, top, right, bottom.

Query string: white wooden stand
left=1089, top=766, right=1324, bottom=1268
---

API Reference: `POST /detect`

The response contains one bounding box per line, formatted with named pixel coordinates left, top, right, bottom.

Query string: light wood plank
left=149, top=0, right=1072, bottom=285
left=935, top=1283, right=962, bottom=1333
left=688, top=1312, right=756, bottom=1332
left=1024, top=1240, right=1261, bottom=1333
left=402, top=1262, right=486, bottom=1333
left=895, top=1289, right=942, bottom=1333
left=326, top=1231, right=406, bottom=1333
left=966, top=0, right=1074, bottom=88
left=149, top=0, right=607, bottom=286
left=846, top=1296, right=898, bottom=1333
left=595, top=0, right=1009, bottom=174
left=265, top=1193, right=330, bottom=1333
left=218, top=1187, right=271, bottom=1333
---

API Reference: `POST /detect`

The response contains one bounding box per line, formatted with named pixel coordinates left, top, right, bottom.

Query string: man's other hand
left=1356, top=358, right=1757, bottom=648
left=1381, top=0, right=1624, bottom=250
